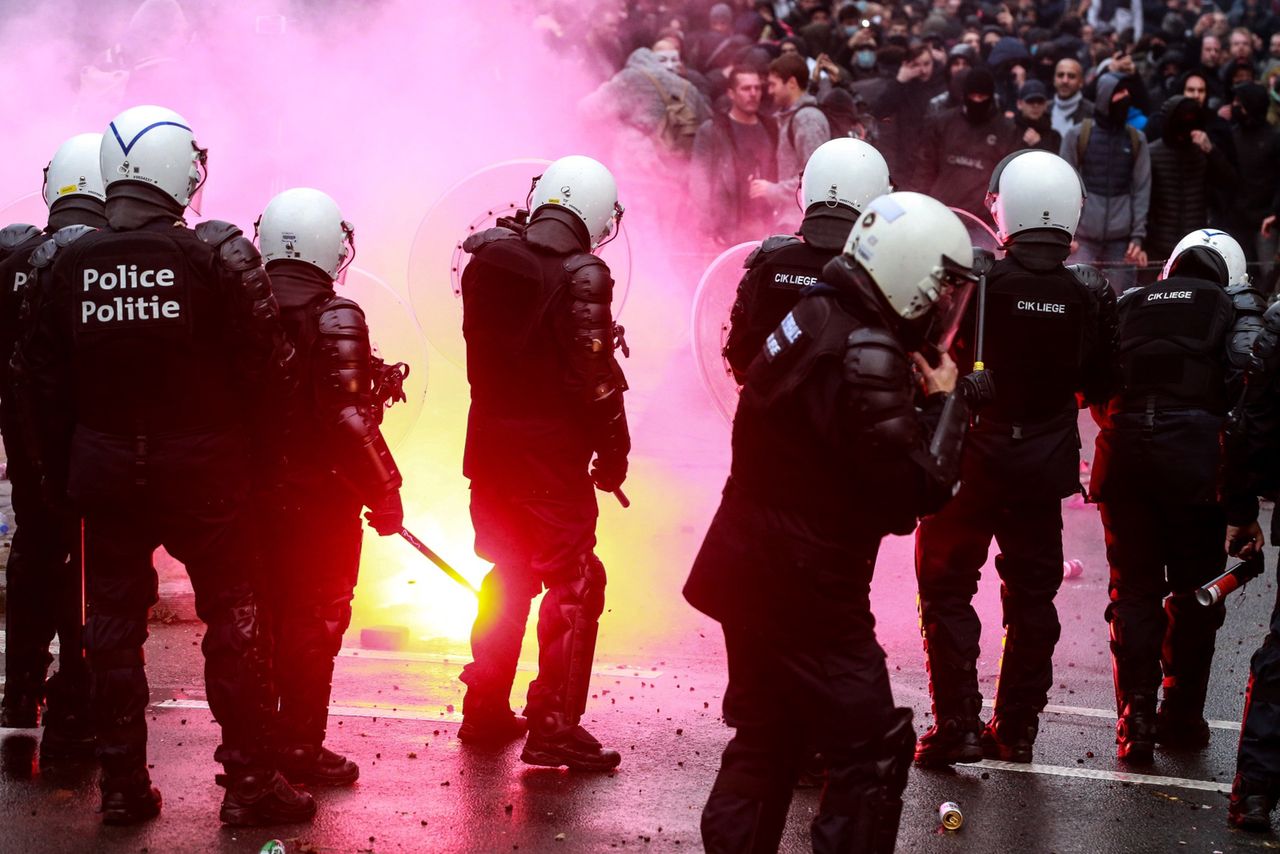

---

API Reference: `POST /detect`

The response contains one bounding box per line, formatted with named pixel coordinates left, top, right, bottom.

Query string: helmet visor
left=335, top=220, right=356, bottom=285
left=187, top=144, right=209, bottom=216
left=922, top=255, right=977, bottom=357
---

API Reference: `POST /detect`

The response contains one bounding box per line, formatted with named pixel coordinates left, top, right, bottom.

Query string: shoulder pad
left=30, top=225, right=96, bottom=270
left=1227, top=282, right=1267, bottom=316
left=1067, top=263, right=1111, bottom=297
left=744, top=234, right=802, bottom=269
left=316, top=296, right=368, bottom=336
left=565, top=252, right=612, bottom=302
left=844, top=326, right=909, bottom=387
left=1264, top=300, right=1280, bottom=332
left=193, top=219, right=244, bottom=249
left=462, top=226, right=521, bottom=255
left=0, top=223, right=40, bottom=251
left=1117, top=286, right=1144, bottom=306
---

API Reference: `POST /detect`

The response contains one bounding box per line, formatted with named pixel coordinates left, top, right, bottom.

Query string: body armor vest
left=1110, top=276, right=1233, bottom=415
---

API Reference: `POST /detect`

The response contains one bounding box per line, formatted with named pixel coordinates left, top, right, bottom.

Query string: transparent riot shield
left=406, top=159, right=632, bottom=367
left=950, top=207, right=1001, bottom=256
left=344, top=267, right=429, bottom=450
left=0, top=193, right=46, bottom=231
left=690, top=241, right=759, bottom=425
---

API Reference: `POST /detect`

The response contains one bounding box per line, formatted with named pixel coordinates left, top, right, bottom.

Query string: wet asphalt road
left=2, top=488, right=1280, bottom=854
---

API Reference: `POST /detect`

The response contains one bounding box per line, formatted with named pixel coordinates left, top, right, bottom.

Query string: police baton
left=613, top=488, right=630, bottom=508
left=397, top=527, right=479, bottom=597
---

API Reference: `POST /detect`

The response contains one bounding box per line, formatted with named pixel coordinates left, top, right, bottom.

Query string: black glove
left=364, top=490, right=404, bottom=536
left=590, top=452, right=628, bottom=493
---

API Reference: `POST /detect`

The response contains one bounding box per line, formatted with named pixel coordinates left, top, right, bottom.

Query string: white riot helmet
left=844, top=192, right=976, bottom=355
left=800, top=138, right=891, bottom=214
left=256, top=188, right=355, bottom=283
left=100, top=105, right=207, bottom=210
left=1161, top=228, right=1249, bottom=287
left=529, top=155, right=623, bottom=249
left=985, top=149, right=1085, bottom=243
left=44, top=133, right=106, bottom=206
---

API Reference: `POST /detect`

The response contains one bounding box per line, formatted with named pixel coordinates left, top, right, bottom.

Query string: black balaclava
left=962, top=66, right=997, bottom=123
left=1233, top=81, right=1270, bottom=128
left=1161, top=95, right=1205, bottom=148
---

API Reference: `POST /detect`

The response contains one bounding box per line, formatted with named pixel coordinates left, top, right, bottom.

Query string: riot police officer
left=1224, top=300, right=1280, bottom=828
left=13, top=105, right=314, bottom=825
left=915, top=150, right=1117, bottom=767
left=686, top=191, right=979, bottom=853
left=723, top=137, right=891, bottom=381
left=457, top=155, right=630, bottom=770
left=1093, top=229, right=1265, bottom=763
left=253, top=188, right=405, bottom=786
left=0, top=134, right=106, bottom=761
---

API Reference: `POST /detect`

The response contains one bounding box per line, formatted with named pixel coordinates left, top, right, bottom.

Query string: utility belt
left=1107, top=395, right=1224, bottom=439
left=971, top=405, right=1077, bottom=442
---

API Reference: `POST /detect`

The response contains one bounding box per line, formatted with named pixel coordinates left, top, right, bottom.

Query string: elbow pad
left=316, top=299, right=402, bottom=499
left=565, top=253, right=627, bottom=403
left=843, top=326, right=919, bottom=449
left=1250, top=301, right=1280, bottom=383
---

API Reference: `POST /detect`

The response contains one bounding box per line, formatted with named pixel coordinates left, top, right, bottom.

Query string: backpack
left=787, top=102, right=857, bottom=149
left=1075, top=118, right=1141, bottom=166
left=640, top=69, right=701, bottom=156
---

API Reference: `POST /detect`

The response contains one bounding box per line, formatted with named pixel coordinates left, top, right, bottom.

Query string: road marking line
left=154, top=698, right=464, bottom=723
left=972, top=759, right=1232, bottom=794
left=1027, top=701, right=1239, bottom=732
left=337, top=647, right=662, bottom=678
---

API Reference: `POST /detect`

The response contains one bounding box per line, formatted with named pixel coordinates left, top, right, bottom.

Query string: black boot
left=1116, top=694, right=1156, bottom=763
left=915, top=698, right=984, bottom=767
left=100, top=772, right=162, bottom=826
left=522, top=713, right=620, bottom=771
left=1156, top=702, right=1211, bottom=750
left=1229, top=775, right=1277, bottom=832
left=458, top=692, right=528, bottom=746
left=40, top=671, right=95, bottom=762
left=278, top=745, right=359, bottom=786
left=217, top=770, right=317, bottom=826
left=981, top=711, right=1038, bottom=763
left=0, top=691, right=40, bottom=729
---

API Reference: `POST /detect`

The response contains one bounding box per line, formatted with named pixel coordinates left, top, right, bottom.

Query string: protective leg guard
left=86, top=640, right=149, bottom=785
left=812, top=707, right=915, bottom=854
left=1115, top=692, right=1157, bottom=764
left=1158, top=593, right=1223, bottom=749
left=702, top=771, right=795, bottom=854
left=522, top=554, right=618, bottom=770
left=202, top=588, right=275, bottom=774
left=275, top=595, right=350, bottom=749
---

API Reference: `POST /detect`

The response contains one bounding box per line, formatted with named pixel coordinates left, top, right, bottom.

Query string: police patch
left=75, top=254, right=186, bottom=331
left=1012, top=299, right=1068, bottom=316
left=764, top=311, right=803, bottom=361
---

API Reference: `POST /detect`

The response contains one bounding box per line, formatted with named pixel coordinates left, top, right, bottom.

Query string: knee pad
left=204, top=587, right=263, bottom=658
left=313, top=596, right=353, bottom=657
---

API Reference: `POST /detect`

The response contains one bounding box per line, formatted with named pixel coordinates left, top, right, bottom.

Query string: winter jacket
left=690, top=111, right=781, bottom=246
left=1146, top=96, right=1237, bottom=260
left=913, top=106, right=1021, bottom=222
left=1060, top=74, right=1152, bottom=245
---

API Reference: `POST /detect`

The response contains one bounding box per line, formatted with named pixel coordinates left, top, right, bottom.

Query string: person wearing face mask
left=1061, top=73, right=1152, bottom=291
left=913, top=66, right=1021, bottom=223
left=928, top=45, right=978, bottom=116
left=1145, top=95, right=1236, bottom=264
left=1015, top=79, right=1064, bottom=152
left=1228, top=82, right=1280, bottom=296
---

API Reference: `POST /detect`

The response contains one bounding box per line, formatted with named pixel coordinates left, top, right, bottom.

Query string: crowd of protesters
left=551, top=0, right=1280, bottom=293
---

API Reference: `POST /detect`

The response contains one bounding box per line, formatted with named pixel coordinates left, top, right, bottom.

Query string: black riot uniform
left=0, top=197, right=105, bottom=754
left=12, top=183, right=313, bottom=825
left=1092, top=245, right=1266, bottom=762
left=685, top=251, right=976, bottom=854
left=255, top=260, right=403, bottom=786
left=458, top=205, right=629, bottom=770
left=1225, top=302, right=1280, bottom=828
left=914, top=238, right=1117, bottom=765
left=723, top=206, right=859, bottom=381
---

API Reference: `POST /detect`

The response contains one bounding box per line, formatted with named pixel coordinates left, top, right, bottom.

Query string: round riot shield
left=0, top=193, right=46, bottom=231
left=406, top=159, right=633, bottom=367
left=344, top=267, right=429, bottom=450
left=690, top=241, right=759, bottom=425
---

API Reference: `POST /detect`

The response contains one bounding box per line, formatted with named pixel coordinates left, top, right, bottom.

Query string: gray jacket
left=1060, top=84, right=1151, bottom=245
left=768, top=94, right=830, bottom=214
